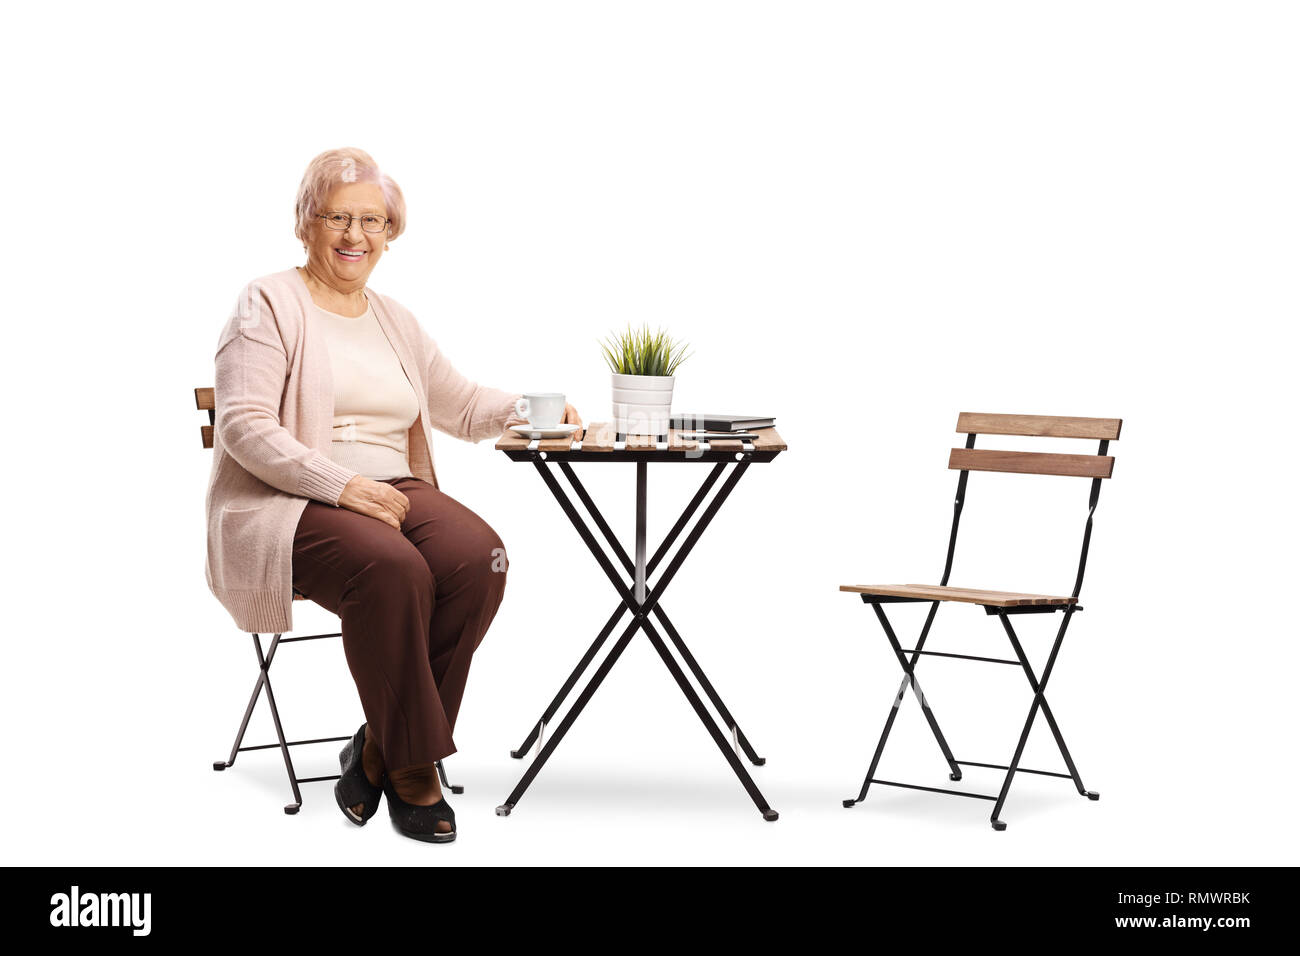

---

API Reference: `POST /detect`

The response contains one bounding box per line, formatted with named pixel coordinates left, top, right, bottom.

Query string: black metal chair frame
left=495, top=442, right=783, bottom=821
left=212, top=623, right=463, bottom=815
left=843, top=425, right=1117, bottom=830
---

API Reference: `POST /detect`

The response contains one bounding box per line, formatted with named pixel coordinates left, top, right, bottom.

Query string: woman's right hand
left=337, top=475, right=410, bottom=530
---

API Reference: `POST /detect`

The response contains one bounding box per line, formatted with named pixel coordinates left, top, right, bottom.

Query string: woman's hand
left=337, top=475, right=410, bottom=531
left=560, top=402, right=584, bottom=439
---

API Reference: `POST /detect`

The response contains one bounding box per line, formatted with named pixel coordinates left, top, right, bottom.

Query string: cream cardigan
left=204, top=267, right=519, bottom=634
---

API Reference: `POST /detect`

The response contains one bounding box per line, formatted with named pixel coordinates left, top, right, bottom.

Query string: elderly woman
left=204, top=147, right=581, bottom=843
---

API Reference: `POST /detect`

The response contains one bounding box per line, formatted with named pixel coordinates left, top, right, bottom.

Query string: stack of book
left=669, top=413, right=775, bottom=436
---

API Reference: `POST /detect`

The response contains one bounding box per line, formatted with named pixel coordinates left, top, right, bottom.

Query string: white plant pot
left=611, top=372, right=674, bottom=436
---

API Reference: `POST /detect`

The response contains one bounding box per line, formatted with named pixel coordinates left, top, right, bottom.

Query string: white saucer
left=510, top=423, right=579, bottom=439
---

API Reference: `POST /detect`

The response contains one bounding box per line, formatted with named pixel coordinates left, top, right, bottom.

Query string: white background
left=2, top=0, right=1296, bottom=865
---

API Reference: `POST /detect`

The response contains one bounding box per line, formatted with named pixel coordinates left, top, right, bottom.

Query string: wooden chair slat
left=949, top=447, right=1114, bottom=479
left=195, top=386, right=215, bottom=411
left=201, top=424, right=213, bottom=449
left=839, top=584, right=1076, bottom=607
left=538, top=437, right=576, bottom=452
left=956, top=412, right=1121, bottom=441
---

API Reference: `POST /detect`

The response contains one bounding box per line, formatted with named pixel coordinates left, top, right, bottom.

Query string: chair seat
left=839, top=584, right=1076, bottom=607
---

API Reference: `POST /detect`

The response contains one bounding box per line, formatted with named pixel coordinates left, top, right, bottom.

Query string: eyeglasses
left=318, top=212, right=390, bottom=234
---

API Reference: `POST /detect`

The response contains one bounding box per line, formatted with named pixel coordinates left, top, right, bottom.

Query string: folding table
left=493, top=422, right=787, bottom=821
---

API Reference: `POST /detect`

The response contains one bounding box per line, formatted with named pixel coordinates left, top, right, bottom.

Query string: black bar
left=556, top=460, right=628, bottom=577
left=1003, top=607, right=1094, bottom=797
left=955, top=760, right=1074, bottom=780
left=989, top=607, right=1095, bottom=829
left=983, top=603, right=1079, bottom=616
left=899, top=648, right=1020, bottom=665
left=640, top=460, right=752, bottom=616
left=635, top=461, right=647, bottom=604
left=872, top=603, right=962, bottom=777
left=532, top=458, right=637, bottom=608
left=639, top=616, right=777, bottom=820
left=939, top=432, right=976, bottom=585
left=868, top=779, right=998, bottom=801
left=280, top=631, right=342, bottom=643
left=236, top=735, right=350, bottom=753
left=497, top=618, right=642, bottom=814
left=652, top=611, right=767, bottom=766
left=508, top=604, right=627, bottom=758
left=1072, top=439, right=1109, bottom=599
left=252, top=633, right=302, bottom=814
left=647, top=463, right=727, bottom=573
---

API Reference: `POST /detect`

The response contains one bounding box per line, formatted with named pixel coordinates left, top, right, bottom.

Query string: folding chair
left=196, top=386, right=461, bottom=814
left=840, top=412, right=1121, bottom=830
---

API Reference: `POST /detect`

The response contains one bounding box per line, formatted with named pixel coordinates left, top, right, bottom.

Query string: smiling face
left=302, top=181, right=390, bottom=292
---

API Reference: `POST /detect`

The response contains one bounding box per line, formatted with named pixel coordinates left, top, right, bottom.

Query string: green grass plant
left=600, top=324, right=692, bottom=377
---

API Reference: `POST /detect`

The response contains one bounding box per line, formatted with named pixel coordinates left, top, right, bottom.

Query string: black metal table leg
left=552, top=460, right=769, bottom=766
left=496, top=618, right=641, bottom=815
left=640, top=617, right=777, bottom=820
left=499, top=454, right=778, bottom=819
left=509, top=463, right=728, bottom=757
left=509, top=603, right=628, bottom=758
left=635, top=460, right=647, bottom=604
left=652, top=610, right=767, bottom=766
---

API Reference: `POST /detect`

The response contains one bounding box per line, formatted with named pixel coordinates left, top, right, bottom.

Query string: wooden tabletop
left=496, top=422, right=787, bottom=460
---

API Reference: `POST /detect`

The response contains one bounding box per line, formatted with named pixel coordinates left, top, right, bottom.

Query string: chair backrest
left=197, top=385, right=308, bottom=602
left=195, top=387, right=215, bottom=449
left=941, top=412, right=1122, bottom=600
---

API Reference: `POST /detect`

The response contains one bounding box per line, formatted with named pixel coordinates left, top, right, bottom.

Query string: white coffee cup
left=515, top=393, right=566, bottom=428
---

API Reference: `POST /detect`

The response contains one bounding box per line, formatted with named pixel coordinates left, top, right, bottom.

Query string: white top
left=312, top=298, right=418, bottom=480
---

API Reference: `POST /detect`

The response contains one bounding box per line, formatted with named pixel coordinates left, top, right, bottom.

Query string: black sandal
left=382, top=776, right=457, bottom=843
left=334, top=724, right=384, bottom=826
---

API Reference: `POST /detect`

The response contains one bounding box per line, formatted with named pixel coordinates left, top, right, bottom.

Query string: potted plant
left=600, top=324, right=691, bottom=438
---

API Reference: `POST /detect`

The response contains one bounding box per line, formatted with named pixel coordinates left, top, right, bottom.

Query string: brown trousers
left=291, top=476, right=507, bottom=771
